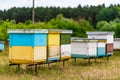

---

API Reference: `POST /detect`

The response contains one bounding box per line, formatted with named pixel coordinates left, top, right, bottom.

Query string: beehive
left=60, top=30, right=72, bottom=60
left=87, top=32, right=114, bottom=56
left=71, top=38, right=98, bottom=58
left=47, top=30, right=61, bottom=62
left=47, top=29, right=72, bottom=62
left=8, top=29, right=73, bottom=64
left=8, top=29, right=48, bottom=64
left=71, top=38, right=107, bottom=58
left=0, top=41, right=4, bottom=51
left=114, top=38, right=120, bottom=50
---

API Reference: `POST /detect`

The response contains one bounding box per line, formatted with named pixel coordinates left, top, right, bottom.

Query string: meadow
left=0, top=43, right=120, bottom=80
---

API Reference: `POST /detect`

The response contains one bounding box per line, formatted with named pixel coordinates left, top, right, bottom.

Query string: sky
left=0, top=0, right=120, bottom=10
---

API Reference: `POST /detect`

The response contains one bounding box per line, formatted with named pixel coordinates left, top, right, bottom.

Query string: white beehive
left=86, top=32, right=114, bottom=43
left=87, top=32, right=114, bottom=56
left=71, top=38, right=98, bottom=58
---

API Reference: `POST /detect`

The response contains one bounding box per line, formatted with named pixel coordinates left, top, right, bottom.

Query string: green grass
left=0, top=44, right=120, bottom=80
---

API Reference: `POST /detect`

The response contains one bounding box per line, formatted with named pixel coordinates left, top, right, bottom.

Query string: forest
left=0, top=4, right=120, bottom=41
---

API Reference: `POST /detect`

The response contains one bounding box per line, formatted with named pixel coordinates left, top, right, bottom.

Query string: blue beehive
left=0, top=41, right=4, bottom=51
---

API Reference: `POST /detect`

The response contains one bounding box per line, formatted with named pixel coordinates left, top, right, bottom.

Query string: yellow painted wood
left=48, top=46, right=60, bottom=58
left=9, top=60, right=33, bottom=64
left=9, top=59, right=45, bottom=64
left=34, top=60, right=46, bottom=63
left=48, top=33, right=60, bottom=46
left=98, top=40, right=106, bottom=42
left=49, top=31, right=61, bottom=34
left=60, top=56, right=71, bottom=61
left=34, top=46, right=47, bottom=61
left=9, top=46, right=33, bottom=64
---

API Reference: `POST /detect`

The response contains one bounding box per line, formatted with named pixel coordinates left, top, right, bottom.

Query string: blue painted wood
left=47, top=57, right=59, bottom=63
left=9, top=33, right=47, bottom=47
left=9, top=33, right=34, bottom=47
left=71, top=54, right=90, bottom=59
left=34, top=33, right=47, bottom=46
left=97, top=47, right=106, bottom=57
left=0, top=43, right=4, bottom=50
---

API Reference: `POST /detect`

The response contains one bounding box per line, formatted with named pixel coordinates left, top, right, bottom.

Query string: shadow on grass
left=69, top=57, right=110, bottom=67
left=7, top=63, right=65, bottom=75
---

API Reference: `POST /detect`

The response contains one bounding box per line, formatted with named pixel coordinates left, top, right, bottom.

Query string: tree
left=48, top=14, right=94, bottom=37
left=96, top=18, right=120, bottom=37
left=97, top=7, right=119, bottom=22
left=115, top=23, right=120, bottom=37
left=96, top=21, right=109, bottom=30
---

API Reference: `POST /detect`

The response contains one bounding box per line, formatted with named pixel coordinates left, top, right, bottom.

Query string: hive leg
left=35, top=64, right=37, bottom=75
left=63, top=60, right=65, bottom=66
left=18, top=64, right=20, bottom=70
left=107, top=56, right=109, bottom=61
left=94, top=57, right=96, bottom=62
left=48, top=63, right=50, bottom=68
left=74, top=58, right=77, bottom=62
left=88, top=58, right=90, bottom=64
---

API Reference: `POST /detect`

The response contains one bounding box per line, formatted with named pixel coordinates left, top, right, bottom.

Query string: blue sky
left=0, top=0, right=120, bottom=10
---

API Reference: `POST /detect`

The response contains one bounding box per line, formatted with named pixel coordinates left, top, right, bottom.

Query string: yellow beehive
left=48, top=31, right=60, bottom=61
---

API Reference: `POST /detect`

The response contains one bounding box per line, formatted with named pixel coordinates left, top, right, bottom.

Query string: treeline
left=0, top=14, right=120, bottom=41
left=0, top=14, right=94, bottom=41
left=0, top=4, right=120, bottom=28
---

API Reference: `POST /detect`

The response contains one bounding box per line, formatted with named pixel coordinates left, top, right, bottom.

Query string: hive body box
left=87, top=32, right=114, bottom=56
left=114, top=38, right=120, bottom=50
left=8, top=29, right=48, bottom=64
left=61, top=31, right=72, bottom=60
left=97, top=39, right=106, bottom=57
left=71, top=38, right=106, bottom=58
left=0, top=41, right=4, bottom=51
left=47, top=30, right=72, bottom=62
left=8, top=29, right=72, bottom=64
left=47, top=30, right=61, bottom=62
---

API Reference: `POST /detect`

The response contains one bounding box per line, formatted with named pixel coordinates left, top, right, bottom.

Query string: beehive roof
left=86, top=31, right=114, bottom=35
left=71, top=37, right=106, bottom=42
left=7, top=29, right=49, bottom=33
left=8, top=29, right=73, bottom=34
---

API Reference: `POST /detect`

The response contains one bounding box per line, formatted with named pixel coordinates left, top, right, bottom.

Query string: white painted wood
left=71, top=41, right=88, bottom=55
left=34, top=46, right=47, bottom=60
left=88, top=43, right=97, bottom=56
left=48, top=46, right=60, bottom=58
left=88, top=35, right=106, bottom=40
left=87, top=32, right=114, bottom=43
left=107, top=35, right=113, bottom=43
left=8, top=29, right=49, bottom=33
left=61, top=44, right=71, bottom=57
left=98, top=42, right=105, bottom=47
left=114, top=38, right=120, bottom=49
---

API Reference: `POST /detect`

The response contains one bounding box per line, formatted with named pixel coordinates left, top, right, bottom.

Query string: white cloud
left=0, top=0, right=120, bottom=10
